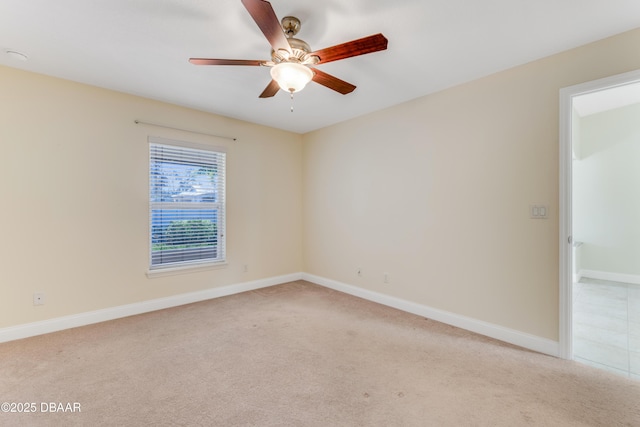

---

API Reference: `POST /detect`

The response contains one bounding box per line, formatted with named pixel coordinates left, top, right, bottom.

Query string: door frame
left=558, top=69, right=640, bottom=359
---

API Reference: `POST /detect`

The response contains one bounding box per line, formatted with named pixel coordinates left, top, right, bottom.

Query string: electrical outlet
left=384, top=273, right=389, bottom=284
left=33, top=293, right=45, bottom=306
left=243, top=264, right=249, bottom=273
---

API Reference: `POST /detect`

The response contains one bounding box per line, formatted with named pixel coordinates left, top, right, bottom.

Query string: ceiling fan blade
left=241, top=0, right=291, bottom=54
left=310, top=33, right=388, bottom=64
left=189, top=58, right=264, bottom=66
left=311, top=68, right=356, bottom=95
left=259, top=80, right=280, bottom=98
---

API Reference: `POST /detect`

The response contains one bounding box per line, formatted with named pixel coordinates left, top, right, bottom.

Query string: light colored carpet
left=0, top=281, right=638, bottom=426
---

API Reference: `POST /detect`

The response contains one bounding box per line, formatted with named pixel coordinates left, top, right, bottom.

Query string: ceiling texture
left=1, top=0, right=640, bottom=134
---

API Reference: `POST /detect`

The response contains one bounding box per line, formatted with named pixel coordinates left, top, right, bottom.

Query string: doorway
left=559, top=69, right=640, bottom=379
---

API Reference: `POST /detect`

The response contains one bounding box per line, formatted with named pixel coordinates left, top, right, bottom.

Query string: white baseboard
left=0, top=273, right=303, bottom=344
left=580, top=269, right=640, bottom=285
left=302, top=273, right=559, bottom=357
left=1, top=271, right=560, bottom=357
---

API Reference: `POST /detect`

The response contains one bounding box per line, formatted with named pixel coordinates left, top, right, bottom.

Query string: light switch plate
left=530, top=204, right=548, bottom=219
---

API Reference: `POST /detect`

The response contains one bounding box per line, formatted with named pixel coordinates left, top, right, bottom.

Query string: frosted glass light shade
left=270, top=63, right=313, bottom=93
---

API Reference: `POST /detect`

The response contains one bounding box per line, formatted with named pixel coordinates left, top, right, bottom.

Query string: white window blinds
left=149, top=137, right=226, bottom=270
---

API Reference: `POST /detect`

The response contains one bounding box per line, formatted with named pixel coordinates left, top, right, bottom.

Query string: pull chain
left=290, top=91, right=294, bottom=113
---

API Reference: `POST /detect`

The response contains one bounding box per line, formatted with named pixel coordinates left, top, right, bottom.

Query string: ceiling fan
left=189, top=0, right=388, bottom=98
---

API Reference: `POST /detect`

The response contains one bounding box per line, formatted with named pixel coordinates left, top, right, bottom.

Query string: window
left=149, top=137, right=226, bottom=270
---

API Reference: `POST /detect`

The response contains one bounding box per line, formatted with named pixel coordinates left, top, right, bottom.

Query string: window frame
left=147, top=136, right=226, bottom=276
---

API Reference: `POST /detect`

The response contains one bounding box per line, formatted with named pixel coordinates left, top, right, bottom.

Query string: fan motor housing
left=271, top=16, right=316, bottom=64
left=287, top=37, right=311, bottom=53
left=272, top=37, right=311, bottom=63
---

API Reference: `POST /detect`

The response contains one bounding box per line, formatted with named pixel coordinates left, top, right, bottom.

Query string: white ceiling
left=1, top=0, right=640, bottom=134
left=573, top=81, right=640, bottom=117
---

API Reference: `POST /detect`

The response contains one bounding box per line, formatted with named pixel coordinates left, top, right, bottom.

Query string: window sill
left=146, top=261, right=228, bottom=279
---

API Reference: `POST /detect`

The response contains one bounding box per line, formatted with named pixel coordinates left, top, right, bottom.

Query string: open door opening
left=559, top=69, right=640, bottom=380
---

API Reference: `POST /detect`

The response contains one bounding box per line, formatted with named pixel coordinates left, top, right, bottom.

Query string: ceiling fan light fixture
left=270, top=62, right=313, bottom=93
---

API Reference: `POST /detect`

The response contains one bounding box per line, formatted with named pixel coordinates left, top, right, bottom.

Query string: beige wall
left=0, top=66, right=303, bottom=328
left=302, top=28, right=640, bottom=341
